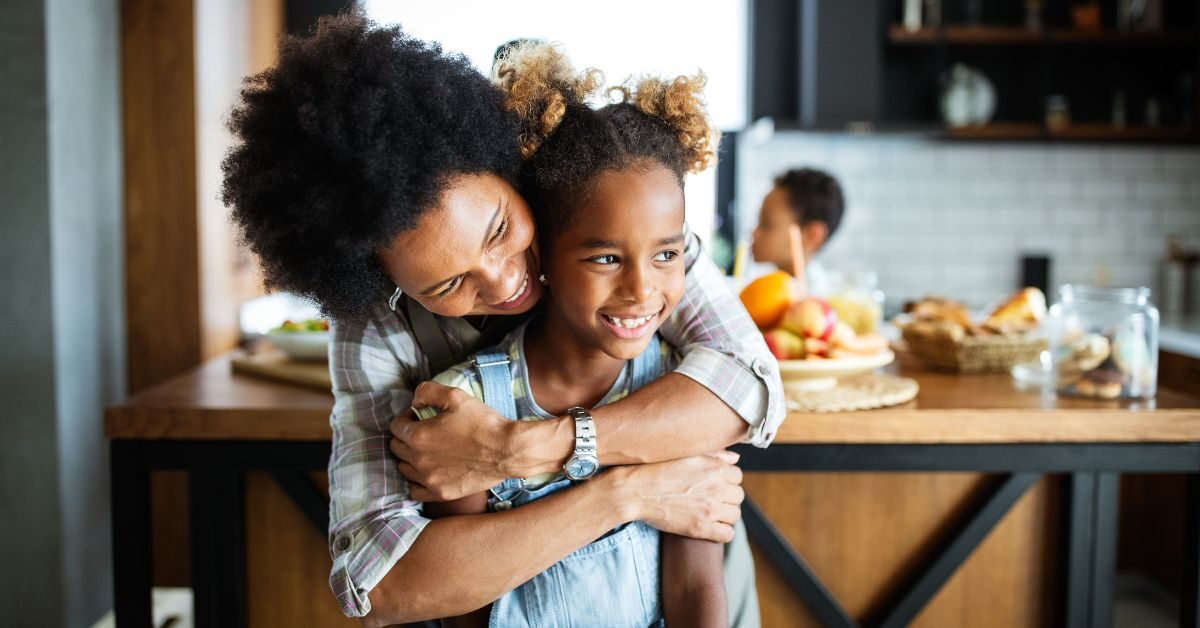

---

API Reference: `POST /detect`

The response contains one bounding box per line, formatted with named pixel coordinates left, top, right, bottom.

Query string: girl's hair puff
left=494, top=43, right=719, bottom=245
left=493, top=42, right=604, bottom=159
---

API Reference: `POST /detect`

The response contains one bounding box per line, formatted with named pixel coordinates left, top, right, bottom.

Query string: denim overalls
left=471, top=337, right=666, bottom=628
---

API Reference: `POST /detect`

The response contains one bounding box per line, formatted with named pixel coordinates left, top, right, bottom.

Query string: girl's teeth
left=605, top=314, right=652, bottom=328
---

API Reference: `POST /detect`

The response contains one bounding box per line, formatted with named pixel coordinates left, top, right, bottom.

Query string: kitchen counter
left=106, top=352, right=1200, bottom=444
left=105, top=352, right=1200, bottom=628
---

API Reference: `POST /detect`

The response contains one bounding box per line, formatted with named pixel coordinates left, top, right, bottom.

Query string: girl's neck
left=523, top=309, right=626, bottom=416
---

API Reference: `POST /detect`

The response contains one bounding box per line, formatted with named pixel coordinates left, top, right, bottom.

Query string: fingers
left=411, top=380, right=468, bottom=412
left=407, top=481, right=433, bottom=503
left=720, top=483, right=745, bottom=507
left=389, top=437, right=415, bottom=462
left=397, top=460, right=424, bottom=485
left=716, top=503, right=742, bottom=526
left=707, top=522, right=735, bottom=544
left=709, top=450, right=741, bottom=465
left=389, top=413, right=417, bottom=440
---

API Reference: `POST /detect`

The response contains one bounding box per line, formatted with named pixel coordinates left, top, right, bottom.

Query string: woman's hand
left=607, top=451, right=745, bottom=543
left=390, top=381, right=547, bottom=501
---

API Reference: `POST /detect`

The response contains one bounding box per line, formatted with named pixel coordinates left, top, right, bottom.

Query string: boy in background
left=750, top=168, right=844, bottom=292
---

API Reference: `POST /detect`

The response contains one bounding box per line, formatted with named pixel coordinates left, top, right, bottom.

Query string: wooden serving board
left=230, top=349, right=332, bottom=392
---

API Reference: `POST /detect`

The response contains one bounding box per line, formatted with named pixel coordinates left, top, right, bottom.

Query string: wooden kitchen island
left=105, top=353, right=1200, bottom=628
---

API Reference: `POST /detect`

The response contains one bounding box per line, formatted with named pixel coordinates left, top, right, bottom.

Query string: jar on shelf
left=1047, top=284, right=1159, bottom=400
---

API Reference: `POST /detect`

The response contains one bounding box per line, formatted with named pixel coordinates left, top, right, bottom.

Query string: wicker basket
left=902, top=327, right=1047, bottom=373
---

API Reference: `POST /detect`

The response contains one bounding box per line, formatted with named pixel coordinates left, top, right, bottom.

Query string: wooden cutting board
left=230, top=349, right=332, bottom=392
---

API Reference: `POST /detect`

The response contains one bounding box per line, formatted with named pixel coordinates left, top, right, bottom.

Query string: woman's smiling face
left=379, top=173, right=543, bottom=317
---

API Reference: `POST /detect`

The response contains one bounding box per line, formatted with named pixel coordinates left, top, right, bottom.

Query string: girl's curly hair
left=221, top=11, right=521, bottom=321
left=493, top=43, right=719, bottom=244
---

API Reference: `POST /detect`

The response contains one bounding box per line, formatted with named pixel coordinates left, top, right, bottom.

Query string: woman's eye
left=437, top=275, right=463, bottom=298
left=490, top=217, right=508, bottom=245
left=654, top=250, right=679, bottom=263
left=589, top=254, right=618, bottom=265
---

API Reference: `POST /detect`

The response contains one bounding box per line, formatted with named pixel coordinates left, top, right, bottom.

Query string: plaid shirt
left=326, top=230, right=785, bottom=617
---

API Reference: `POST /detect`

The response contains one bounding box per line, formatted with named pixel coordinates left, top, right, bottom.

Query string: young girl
left=418, top=44, right=728, bottom=627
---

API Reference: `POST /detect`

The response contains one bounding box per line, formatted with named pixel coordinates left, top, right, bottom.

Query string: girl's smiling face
left=540, top=163, right=686, bottom=361
left=379, top=173, right=544, bottom=317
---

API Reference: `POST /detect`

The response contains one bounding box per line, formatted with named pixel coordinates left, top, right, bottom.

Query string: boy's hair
left=493, top=43, right=718, bottom=246
left=774, top=168, right=844, bottom=241
left=221, top=10, right=521, bottom=321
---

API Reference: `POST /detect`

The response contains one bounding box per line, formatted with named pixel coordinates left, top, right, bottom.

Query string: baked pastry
left=984, top=287, right=1046, bottom=333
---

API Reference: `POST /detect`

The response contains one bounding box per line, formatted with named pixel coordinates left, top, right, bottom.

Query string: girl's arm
left=423, top=496, right=492, bottom=628
left=662, top=534, right=728, bottom=628
left=393, top=230, right=785, bottom=502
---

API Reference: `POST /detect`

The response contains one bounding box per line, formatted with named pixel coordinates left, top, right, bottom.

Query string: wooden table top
left=105, top=352, right=1200, bottom=444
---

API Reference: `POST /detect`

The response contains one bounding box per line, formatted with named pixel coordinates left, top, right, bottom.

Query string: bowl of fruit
left=741, top=271, right=892, bottom=392
left=265, top=319, right=331, bottom=361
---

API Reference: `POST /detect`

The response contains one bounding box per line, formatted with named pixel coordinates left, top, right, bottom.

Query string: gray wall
left=1, top=0, right=124, bottom=625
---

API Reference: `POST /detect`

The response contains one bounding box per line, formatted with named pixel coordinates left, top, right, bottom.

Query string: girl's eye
left=654, top=250, right=679, bottom=263
left=589, top=254, right=619, bottom=265
left=436, top=275, right=463, bottom=298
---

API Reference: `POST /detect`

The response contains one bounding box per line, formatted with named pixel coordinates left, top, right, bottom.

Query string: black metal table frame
left=110, top=440, right=1200, bottom=628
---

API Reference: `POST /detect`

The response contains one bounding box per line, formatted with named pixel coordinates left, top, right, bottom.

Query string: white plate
left=265, top=330, right=331, bottom=361
left=777, top=349, right=895, bottom=392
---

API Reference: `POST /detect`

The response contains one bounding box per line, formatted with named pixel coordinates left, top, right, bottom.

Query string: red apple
left=781, top=297, right=838, bottom=340
left=763, top=328, right=804, bottom=360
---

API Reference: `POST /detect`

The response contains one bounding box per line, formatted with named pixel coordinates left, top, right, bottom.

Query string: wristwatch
left=562, top=406, right=599, bottom=480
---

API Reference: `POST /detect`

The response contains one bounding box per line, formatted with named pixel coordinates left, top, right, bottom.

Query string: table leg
left=190, top=470, right=246, bottom=628
left=1184, top=474, right=1200, bottom=628
left=1090, top=473, right=1119, bottom=628
left=111, top=440, right=152, bottom=628
left=1064, top=473, right=1096, bottom=628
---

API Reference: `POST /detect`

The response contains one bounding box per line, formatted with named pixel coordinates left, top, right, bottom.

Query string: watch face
left=566, top=456, right=598, bottom=479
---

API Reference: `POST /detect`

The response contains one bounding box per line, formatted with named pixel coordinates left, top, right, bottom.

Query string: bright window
left=364, top=0, right=748, bottom=242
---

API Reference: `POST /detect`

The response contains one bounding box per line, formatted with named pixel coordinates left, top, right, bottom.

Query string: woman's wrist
left=507, top=415, right=574, bottom=478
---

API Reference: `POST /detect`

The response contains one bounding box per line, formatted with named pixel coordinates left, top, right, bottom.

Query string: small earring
left=388, top=286, right=403, bottom=311
left=538, top=273, right=547, bottom=285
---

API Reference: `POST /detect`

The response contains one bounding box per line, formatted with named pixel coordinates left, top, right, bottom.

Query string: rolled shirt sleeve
left=658, top=228, right=786, bottom=447
left=326, top=306, right=431, bottom=617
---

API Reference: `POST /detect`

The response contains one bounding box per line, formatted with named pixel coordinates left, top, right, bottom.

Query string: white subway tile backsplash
left=1155, top=147, right=1200, bottom=173
left=1132, top=177, right=1186, bottom=201
left=736, top=132, right=1200, bottom=305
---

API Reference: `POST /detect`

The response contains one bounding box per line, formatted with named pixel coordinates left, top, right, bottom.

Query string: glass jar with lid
left=1047, top=284, right=1158, bottom=399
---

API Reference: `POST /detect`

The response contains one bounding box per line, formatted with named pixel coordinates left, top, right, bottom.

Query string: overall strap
left=404, top=297, right=457, bottom=376
left=629, top=334, right=666, bottom=393
left=473, top=347, right=518, bottom=420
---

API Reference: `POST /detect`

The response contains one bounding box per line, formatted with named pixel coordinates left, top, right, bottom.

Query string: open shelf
left=889, top=24, right=1198, bottom=47
left=943, top=122, right=1197, bottom=142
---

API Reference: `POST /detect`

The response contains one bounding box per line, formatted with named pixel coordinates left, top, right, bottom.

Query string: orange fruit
left=739, top=271, right=798, bottom=329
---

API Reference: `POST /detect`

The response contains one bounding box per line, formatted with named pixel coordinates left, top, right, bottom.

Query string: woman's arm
left=361, top=454, right=745, bottom=626
left=662, top=533, right=728, bottom=627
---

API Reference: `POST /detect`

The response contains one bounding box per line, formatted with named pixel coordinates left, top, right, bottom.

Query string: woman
left=221, top=11, right=784, bottom=626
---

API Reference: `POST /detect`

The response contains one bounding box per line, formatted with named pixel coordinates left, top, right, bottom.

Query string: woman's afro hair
left=222, top=10, right=521, bottom=321
left=493, top=42, right=718, bottom=244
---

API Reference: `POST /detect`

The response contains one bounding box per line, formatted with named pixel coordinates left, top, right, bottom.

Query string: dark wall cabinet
left=751, top=0, right=1200, bottom=141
